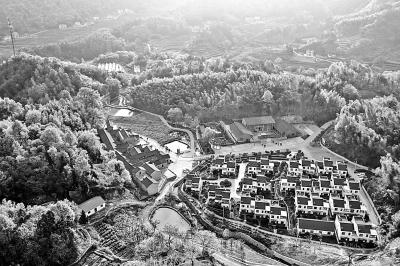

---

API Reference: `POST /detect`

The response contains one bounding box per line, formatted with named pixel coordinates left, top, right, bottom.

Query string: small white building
left=78, top=196, right=106, bottom=217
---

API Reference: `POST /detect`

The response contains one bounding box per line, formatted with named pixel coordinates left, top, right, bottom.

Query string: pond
left=151, top=207, right=191, bottom=232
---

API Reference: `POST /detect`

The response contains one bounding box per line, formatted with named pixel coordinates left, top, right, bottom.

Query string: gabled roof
left=357, top=224, right=374, bottom=234
left=302, top=160, right=311, bottom=167
left=257, top=176, right=267, bottom=183
left=227, top=162, right=236, bottom=168
left=316, top=161, right=324, bottom=168
left=297, top=196, right=309, bottom=205
left=312, top=198, right=325, bottom=207
left=142, top=162, right=160, bottom=175
left=337, top=163, right=348, bottom=171
left=286, top=176, right=299, bottom=183
left=261, top=159, right=271, bottom=166
left=241, top=196, right=252, bottom=204
left=297, top=218, right=335, bottom=232
left=97, top=128, right=115, bottom=150
left=242, top=178, right=254, bottom=185
left=248, top=161, right=260, bottom=168
left=312, top=181, right=320, bottom=187
left=221, top=191, right=231, bottom=199
left=340, top=222, right=355, bottom=232
left=301, top=180, right=312, bottom=187
left=208, top=184, right=218, bottom=192
left=255, top=201, right=268, bottom=210
left=333, top=199, right=345, bottom=208
left=214, top=158, right=225, bottom=165
left=142, top=177, right=155, bottom=188
left=79, top=196, right=105, bottom=212
left=290, top=161, right=299, bottom=168
left=324, top=160, right=334, bottom=167
left=349, top=182, right=360, bottom=190
left=242, top=116, right=275, bottom=126
left=320, top=180, right=331, bottom=188
left=271, top=206, right=286, bottom=216
left=333, top=178, right=346, bottom=186
left=348, top=200, right=362, bottom=210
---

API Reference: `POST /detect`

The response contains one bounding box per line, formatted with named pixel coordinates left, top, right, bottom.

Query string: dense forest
left=0, top=199, right=81, bottom=265
left=0, top=54, right=133, bottom=205
left=0, top=53, right=136, bottom=265
left=129, top=59, right=400, bottom=124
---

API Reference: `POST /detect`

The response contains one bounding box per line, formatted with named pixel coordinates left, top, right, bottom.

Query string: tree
left=79, top=210, right=88, bottom=224
left=106, top=77, right=121, bottom=103
left=342, top=84, right=360, bottom=101
left=195, top=230, right=216, bottom=256
left=167, top=107, right=183, bottom=122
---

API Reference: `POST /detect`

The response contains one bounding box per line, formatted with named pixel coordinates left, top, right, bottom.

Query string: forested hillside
left=0, top=54, right=133, bottom=205
left=129, top=60, right=400, bottom=124
left=0, top=0, right=140, bottom=36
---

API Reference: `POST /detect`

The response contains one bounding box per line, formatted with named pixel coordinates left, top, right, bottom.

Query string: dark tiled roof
left=349, top=200, right=362, bottom=210
left=208, top=185, right=218, bottom=192
left=221, top=191, right=231, bottom=199
left=271, top=206, right=285, bottom=216
left=297, top=196, right=309, bottom=205
left=257, top=176, right=267, bottom=183
left=333, top=178, right=346, bottom=186
left=333, top=199, right=345, bottom=208
left=337, top=163, right=348, bottom=171
left=298, top=218, right=335, bottom=232
left=312, top=181, right=320, bottom=187
left=242, top=116, right=275, bottom=126
left=320, top=180, right=331, bottom=188
left=340, top=222, right=355, bottom=232
left=357, top=224, right=373, bottom=234
left=227, top=162, right=236, bottom=168
left=290, top=161, right=299, bottom=168
left=214, top=158, right=225, bottom=165
left=255, top=201, right=267, bottom=209
left=287, top=176, right=299, bottom=183
left=241, top=196, right=252, bottom=204
left=248, top=161, right=260, bottom=168
left=97, top=128, right=115, bottom=150
left=301, top=180, right=312, bottom=187
left=349, top=182, right=360, bottom=190
left=242, top=178, right=254, bottom=185
left=142, top=177, right=154, bottom=188
left=302, top=160, right=311, bottom=167
left=317, top=161, right=324, bottom=168
left=79, top=196, right=105, bottom=212
left=312, top=198, right=325, bottom=207
left=261, top=159, right=270, bottom=165
left=324, top=160, right=334, bottom=167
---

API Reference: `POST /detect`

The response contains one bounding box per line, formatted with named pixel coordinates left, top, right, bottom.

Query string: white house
left=297, top=218, right=335, bottom=236
left=78, top=196, right=106, bottom=217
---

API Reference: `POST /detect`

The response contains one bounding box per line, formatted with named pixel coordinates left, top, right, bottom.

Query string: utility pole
left=7, top=18, right=16, bottom=56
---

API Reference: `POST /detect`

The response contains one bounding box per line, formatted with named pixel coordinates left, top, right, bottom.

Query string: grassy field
left=109, top=112, right=177, bottom=144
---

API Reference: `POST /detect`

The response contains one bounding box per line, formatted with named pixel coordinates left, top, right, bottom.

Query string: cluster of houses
left=185, top=150, right=378, bottom=245
left=98, top=120, right=175, bottom=196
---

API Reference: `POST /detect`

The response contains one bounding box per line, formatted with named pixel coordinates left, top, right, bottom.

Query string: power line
left=7, top=18, right=16, bottom=56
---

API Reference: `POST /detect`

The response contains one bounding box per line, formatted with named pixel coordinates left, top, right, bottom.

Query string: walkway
left=231, top=163, right=247, bottom=200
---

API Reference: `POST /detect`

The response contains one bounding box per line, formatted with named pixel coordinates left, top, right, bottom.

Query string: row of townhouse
left=281, top=175, right=361, bottom=197
left=297, top=216, right=378, bottom=244
left=239, top=196, right=288, bottom=227
left=211, top=158, right=237, bottom=176
left=295, top=193, right=367, bottom=217
left=241, top=176, right=272, bottom=193
left=287, top=158, right=348, bottom=177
